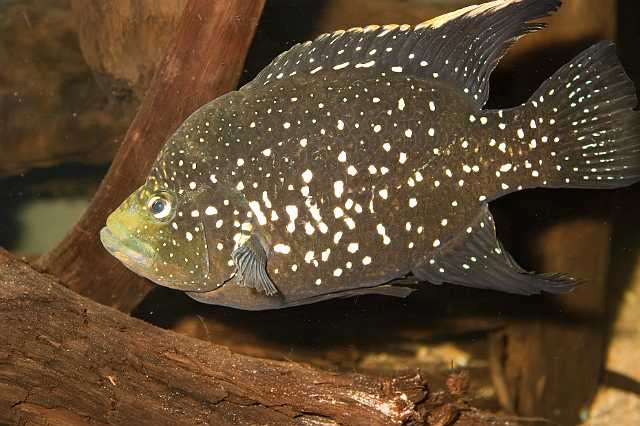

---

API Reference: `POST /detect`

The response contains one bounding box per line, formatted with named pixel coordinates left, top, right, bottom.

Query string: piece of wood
left=0, top=0, right=130, bottom=177
left=488, top=191, right=613, bottom=424
left=70, top=0, right=187, bottom=102
left=35, top=0, right=265, bottom=312
left=1, top=249, right=523, bottom=426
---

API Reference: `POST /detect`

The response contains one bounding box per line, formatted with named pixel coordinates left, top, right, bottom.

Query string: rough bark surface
left=36, top=0, right=266, bottom=312
left=0, top=249, right=520, bottom=426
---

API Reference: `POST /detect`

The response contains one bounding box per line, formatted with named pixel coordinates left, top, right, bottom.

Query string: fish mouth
left=100, top=226, right=154, bottom=272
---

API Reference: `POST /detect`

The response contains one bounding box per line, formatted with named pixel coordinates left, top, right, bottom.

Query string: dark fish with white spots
left=100, top=0, right=640, bottom=310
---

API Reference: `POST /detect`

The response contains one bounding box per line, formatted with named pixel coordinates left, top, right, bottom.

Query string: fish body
left=101, top=0, right=640, bottom=310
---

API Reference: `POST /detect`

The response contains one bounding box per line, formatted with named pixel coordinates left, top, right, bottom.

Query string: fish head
left=100, top=182, right=237, bottom=292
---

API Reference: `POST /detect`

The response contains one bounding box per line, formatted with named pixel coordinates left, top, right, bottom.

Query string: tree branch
left=0, top=249, right=519, bottom=425
left=35, top=0, right=265, bottom=312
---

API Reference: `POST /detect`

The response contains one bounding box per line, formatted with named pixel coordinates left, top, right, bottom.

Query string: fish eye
left=147, top=193, right=174, bottom=220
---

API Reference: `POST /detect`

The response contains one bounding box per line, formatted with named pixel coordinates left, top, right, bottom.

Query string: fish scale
left=100, top=0, right=640, bottom=310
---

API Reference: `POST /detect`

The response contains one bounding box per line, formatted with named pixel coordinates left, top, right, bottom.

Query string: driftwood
left=70, top=0, right=187, bottom=102
left=36, top=0, right=266, bottom=312
left=0, top=0, right=130, bottom=177
left=488, top=191, right=613, bottom=425
left=0, top=249, right=526, bottom=426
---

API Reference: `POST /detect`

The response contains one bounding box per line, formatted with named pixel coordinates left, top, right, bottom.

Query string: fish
left=100, top=0, right=640, bottom=310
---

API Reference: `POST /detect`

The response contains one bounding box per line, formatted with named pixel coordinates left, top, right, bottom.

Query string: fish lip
left=100, top=226, right=153, bottom=270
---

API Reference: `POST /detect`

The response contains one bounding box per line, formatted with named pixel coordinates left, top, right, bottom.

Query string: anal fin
left=412, top=205, right=576, bottom=295
left=231, top=234, right=278, bottom=296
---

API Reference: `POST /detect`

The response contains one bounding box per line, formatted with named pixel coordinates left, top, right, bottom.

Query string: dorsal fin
left=241, top=0, right=560, bottom=107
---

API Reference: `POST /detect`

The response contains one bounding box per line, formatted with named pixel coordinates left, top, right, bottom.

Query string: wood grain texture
left=36, top=0, right=266, bottom=312
left=0, top=249, right=524, bottom=426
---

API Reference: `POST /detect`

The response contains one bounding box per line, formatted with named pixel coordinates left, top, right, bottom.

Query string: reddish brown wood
left=489, top=213, right=611, bottom=424
left=36, top=0, right=265, bottom=312
left=0, top=249, right=523, bottom=426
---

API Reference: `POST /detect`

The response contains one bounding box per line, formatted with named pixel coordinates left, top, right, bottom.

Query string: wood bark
left=1, top=249, right=523, bottom=426
left=36, top=0, right=266, bottom=312
left=488, top=192, right=612, bottom=425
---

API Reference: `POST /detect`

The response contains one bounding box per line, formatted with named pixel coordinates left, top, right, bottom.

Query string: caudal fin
left=526, top=41, right=640, bottom=189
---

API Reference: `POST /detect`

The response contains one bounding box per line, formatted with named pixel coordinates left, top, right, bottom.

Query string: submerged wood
left=488, top=193, right=612, bottom=425
left=0, top=249, right=525, bottom=426
left=36, top=0, right=266, bottom=312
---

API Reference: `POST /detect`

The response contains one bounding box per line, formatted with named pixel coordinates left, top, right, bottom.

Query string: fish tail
left=519, top=41, right=640, bottom=189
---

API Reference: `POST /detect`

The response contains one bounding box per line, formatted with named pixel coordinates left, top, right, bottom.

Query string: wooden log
left=1, top=249, right=523, bottom=426
left=0, top=0, right=130, bottom=177
left=70, top=0, right=187, bottom=102
left=488, top=191, right=612, bottom=425
left=35, top=0, right=265, bottom=312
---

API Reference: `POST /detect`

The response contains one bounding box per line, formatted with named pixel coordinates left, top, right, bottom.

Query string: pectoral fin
left=231, top=234, right=278, bottom=296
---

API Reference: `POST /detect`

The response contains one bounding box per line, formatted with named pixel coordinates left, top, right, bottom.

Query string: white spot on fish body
left=333, top=231, right=343, bottom=244
left=302, top=169, right=313, bottom=183
left=398, top=98, right=405, bottom=110
left=333, top=181, right=344, bottom=198
left=304, top=251, right=315, bottom=263
left=321, top=249, right=331, bottom=262
left=304, top=222, right=315, bottom=235
left=337, top=151, right=347, bottom=162
left=344, top=217, right=356, bottom=230
left=274, top=244, right=291, bottom=254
